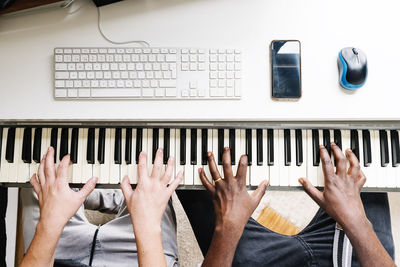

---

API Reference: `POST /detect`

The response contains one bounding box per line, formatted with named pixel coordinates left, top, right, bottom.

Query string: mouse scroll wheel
left=352, top=48, right=359, bottom=55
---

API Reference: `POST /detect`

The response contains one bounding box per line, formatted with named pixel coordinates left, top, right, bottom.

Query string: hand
left=199, top=148, right=269, bottom=233
left=120, top=149, right=183, bottom=230
left=299, top=143, right=367, bottom=231
left=30, top=147, right=98, bottom=233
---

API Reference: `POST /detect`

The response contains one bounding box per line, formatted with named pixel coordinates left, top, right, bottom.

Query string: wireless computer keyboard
left=53, top=47, right=242, bottom=99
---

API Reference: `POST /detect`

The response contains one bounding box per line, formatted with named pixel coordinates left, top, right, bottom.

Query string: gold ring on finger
left=214, top=177, right=223, bottom=183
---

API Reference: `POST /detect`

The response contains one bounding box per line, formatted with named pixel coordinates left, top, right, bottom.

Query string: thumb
left=78, top=177, right=98, bottom=200
left=120, top=175, right=133, bottom=200
left=298, top=178, right=324, bottom=206
left=251, top=180, right=269, bottom=206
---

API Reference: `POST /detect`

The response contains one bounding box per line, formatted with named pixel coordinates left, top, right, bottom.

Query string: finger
left=56, top=154, right=71, bottom=184
left=137, top=151, right=148, bottom=183
left=44, top=147, right=56, bottom=183
left=346, top=149, right=361, bottom=178
left=30, top=174, right=41, bottom=195
left=357, top=170, right=367, bottom=189
left=120, top=175, right=133, bottom=200
left=38, top=155, right=46, bottom=186
left=320, top=145, right=335, bottom=182
left=236, top=154, right=248, bottom=186
left=151, top=148, right=164, bottom=179
left=207, top=152, right=222, bottom=181
left=330, top=142, right=347, bottom=176
left=78, top=177, right=98, bottom=201
left=199, top=168, right=215, bottom=194
left=222, top=147, right=233, bottom=181
left=299, top=178, right=324, bottom=207
left=167, top=170, right=184, bottom=196
left=251, top=180, right=269, bottom=206
left=161, top=157, right=174, bottom=185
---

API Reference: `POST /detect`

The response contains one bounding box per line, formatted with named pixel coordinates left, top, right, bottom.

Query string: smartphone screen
left=271, top=40, right=301, bottom=99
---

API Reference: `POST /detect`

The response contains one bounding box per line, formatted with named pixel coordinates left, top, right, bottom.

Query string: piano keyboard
left=1, top=125, right=400, bottom=191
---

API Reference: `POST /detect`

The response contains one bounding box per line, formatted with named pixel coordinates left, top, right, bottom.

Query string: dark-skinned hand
left=299, top=143, right=367, bottom=231
left=198, top=147, right=269, bottom=233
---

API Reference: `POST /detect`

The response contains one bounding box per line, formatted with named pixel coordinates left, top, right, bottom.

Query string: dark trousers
left=0, top=187, right=7, bottom=267
left=177, top=191, right=395, bottom=267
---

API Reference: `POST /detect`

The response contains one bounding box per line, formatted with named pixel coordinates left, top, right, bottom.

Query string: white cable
left=97, top=7, right=150, bottom=47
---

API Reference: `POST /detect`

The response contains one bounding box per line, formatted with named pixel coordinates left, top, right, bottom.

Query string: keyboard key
left=22, top=127, right=32, bottom=164
left=391, top=130, right=400, bottom=167
left=350, top=130, right=360, bottom=161
left=379, top=130, right=389, bottom=167
left=60, top=128, right=69, bottom=160
left=362, top=130, right=372, bottom=167
left=70, top=128, right=79, bottom=164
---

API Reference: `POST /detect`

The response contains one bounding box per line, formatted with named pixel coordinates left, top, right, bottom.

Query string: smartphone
left=270, top=40, right=302, bottom=100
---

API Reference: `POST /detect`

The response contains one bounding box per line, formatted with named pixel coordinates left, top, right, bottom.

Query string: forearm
left=133, top=222, right=166, bottom=267
left=202, top=224, right=243, bottom=267
left=343, top=217, right=395, bottom=267
left=20, top=221, right=63, bottom=267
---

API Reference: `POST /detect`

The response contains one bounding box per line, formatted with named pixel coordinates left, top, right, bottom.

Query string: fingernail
left=48, top=146, right=52, bottom=152
left=224, top=147, right=229, bottom=151
left=298, top=178, right=304, bottom=184
left=158, top=148, right=164, bottom=153
left=330, top=142, right=336, bottom=146
left=319, top=145, right=324, bottom=149
left=207, top=152, right=212, bottom=157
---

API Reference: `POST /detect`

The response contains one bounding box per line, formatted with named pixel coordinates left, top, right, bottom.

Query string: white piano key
left=370, top=130, right=381, bottom=188
left=71, top=128, right=83, bottom=184
left=269, top=129, right=279, bottom=186
left=306, top=129, right=318, bottom=187
left=159, top=128, right=165, bottom=175
left=168, top=129, right=176, bottom=183
left=386, top=130, right=396, bottom=188
left=250, top=129, right=268, bottom=187
left=0, top=128, right=10, bottom=182
left=67, top=128, right=73, bottom=183
left=194, top=129, right=203, bottom=185
left=290, top=129, right=307, bottom=187
left=17, top=128, right=30, bottom=183
left=81, top=128, right=93, bottom=183
left=175, top=129, right=185, bottom=185
left=93, top=128, right=101, bottom=179
left=185, top=129, right=194, bottom=185
left=358, top=130, right=369, bottom=187
left=99, top=128, right=111, bottom=184
left=232, top=129, right=241, bottom=176
left=8, top=128, right=20, bottom=183
left=120, top=128, right=128, bottom=181
left=147, top=128, right=154, bottom=174
left=109, top=128, right=120, bottom=184
left=364, top=130, right=377, bottom=188
left=240, top=129, right=250, bottom=186
left=316, top=130, right=324, bottom=187
left=278, top=130, right=289, bottom=186
left=128, top=128, right=138, bottom=184
left=29, top=128, right=38, bottom=180
left=202, top=129, right=213, bottom=183
left=211, top=129, right=221, bottom=175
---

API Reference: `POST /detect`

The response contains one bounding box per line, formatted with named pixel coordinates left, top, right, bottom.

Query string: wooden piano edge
left=0, top=183, right=398, bottom=192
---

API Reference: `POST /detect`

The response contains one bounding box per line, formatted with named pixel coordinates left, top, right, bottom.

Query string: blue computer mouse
left=337, top=47, right=368, bottom=90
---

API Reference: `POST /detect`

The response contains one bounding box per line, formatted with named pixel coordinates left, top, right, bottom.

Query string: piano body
left=1, top=120, right=400, bottom=191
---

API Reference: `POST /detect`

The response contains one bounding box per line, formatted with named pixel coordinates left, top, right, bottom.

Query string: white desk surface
left=0, top=0, right=399, bottom=121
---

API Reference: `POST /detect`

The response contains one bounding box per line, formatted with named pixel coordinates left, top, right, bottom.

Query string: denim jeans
left=177, top=191, right=395, bottom=267
left=0, top=187, right=7, bottom=267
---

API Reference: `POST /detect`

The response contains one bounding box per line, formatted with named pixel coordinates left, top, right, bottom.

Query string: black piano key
left=218, top=129, right=224, bottom=165
left=334, top=130, right=342, bottom=149
left=87, top=128, right=95, bottom=164
left=295, top=129, right=303, bottom=166
left=284, top=129, right=291, bottom=166
left=33, top=128, right=42, bottom=163
left=379, top=130, right=389, bottom=167
left=98, top=128, right=106, bottom=164
left=350, top=130, right=360, bottom=161
left=125, top=128, right=132, bottom=164
left=135, top=128, right=143, bottom=164
left=152, top=128, right=159, bottom=164
left=5, top=128, right=16, bottom=163
left=180, top=129, right=186, bottom=165
left=390, top=130, right=400, bottom=167
left=229, top=129, right=235, bottom=165
left=323, top=129, right=331, bottom=156
left=163, top=128, right=170, bottom=164
left=70, top=128, right=79, bottom=164
left=22, top=127, right=32, bottom=163
left=60, top=128, right=69, bottom=161
left=267, top=129, right=274, bottom=166
left=245, top=129, right=252, bottom=166
left=312, top=129, right=320, bottom=166
left=114, top=128, right=122, bottom=164
left=191, top=129, right=197, bottom=165
left=256, top=129, right=263, bottom=166
left=362, top=130, right=372, bottom=167
left=201, top=129, right=208, bottom=165
left=50, top=128, right=58, bottom=163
